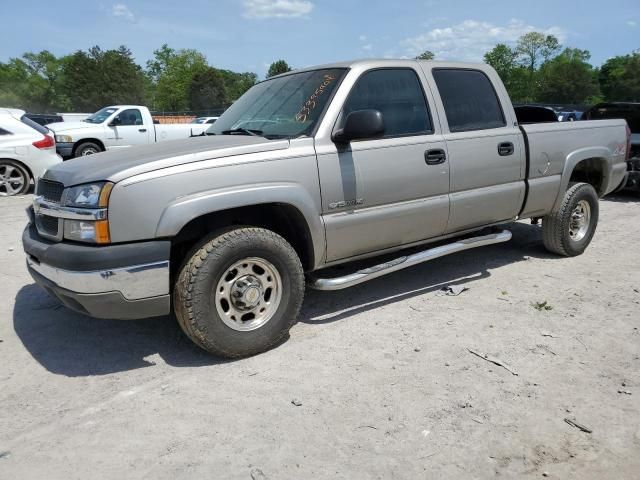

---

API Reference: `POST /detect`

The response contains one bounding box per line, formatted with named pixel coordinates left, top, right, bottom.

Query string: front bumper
left=55, top=142, right=74, bottom=158
left=23, top=224, right=171, bottom=319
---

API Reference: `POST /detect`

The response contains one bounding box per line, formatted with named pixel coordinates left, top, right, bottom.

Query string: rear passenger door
left=317, top=67, right=450, bottom=262
left=428, top=68, right=525, bottom=233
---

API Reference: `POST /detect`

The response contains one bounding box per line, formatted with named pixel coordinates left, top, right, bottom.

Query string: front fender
left=552, top=147, right=611, bottom=210
left=155, top=182, right=326, bottom=268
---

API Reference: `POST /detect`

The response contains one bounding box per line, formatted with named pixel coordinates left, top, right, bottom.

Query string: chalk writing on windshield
left=295, top=74, right=337, bottom=122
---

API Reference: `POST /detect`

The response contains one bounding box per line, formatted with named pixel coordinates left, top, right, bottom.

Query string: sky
left=1, top=0, right=639, bottom=77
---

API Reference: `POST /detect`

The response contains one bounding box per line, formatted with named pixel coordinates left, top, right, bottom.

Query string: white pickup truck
left=47, top=105, right=209, bottom=158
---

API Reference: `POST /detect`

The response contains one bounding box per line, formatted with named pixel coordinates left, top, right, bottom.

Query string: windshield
left=206, top=68, right=346, bottom=139
left=84, top=107, right=118, bottom=124
left=191, top=118, right=206, bottom=124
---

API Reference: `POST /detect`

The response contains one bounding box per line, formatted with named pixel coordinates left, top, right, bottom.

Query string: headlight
left=64, top=219, right=111, bottom=244
left=55, top=134, right=73, bottom=143
left=62, top=182, right=114, bottom=244
left=64, top=182, right=113, bottom=208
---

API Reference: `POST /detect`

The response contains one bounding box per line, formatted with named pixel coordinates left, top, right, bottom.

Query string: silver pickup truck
left=23, top=60, right=629, bottom=358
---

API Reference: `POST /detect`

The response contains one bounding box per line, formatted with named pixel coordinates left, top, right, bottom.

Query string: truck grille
left=35, top=214, right=61, bottom=238
left=37, top=179, right=64, bottom=203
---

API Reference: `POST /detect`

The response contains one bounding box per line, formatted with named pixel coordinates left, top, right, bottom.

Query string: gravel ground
left=1, top=192, right=639, bottom=479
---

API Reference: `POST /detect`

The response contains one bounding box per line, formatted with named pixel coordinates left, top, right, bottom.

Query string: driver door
left=107, top=108, right=151, bottom=149
left=316, top=68, right=450, bottom=262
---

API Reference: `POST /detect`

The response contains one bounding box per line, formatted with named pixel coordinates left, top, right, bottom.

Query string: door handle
left=425, top=149, right=446, bottom=165
left=138, top=128, right=147, bottom=133
left=498, top=142, right=514, bottom=156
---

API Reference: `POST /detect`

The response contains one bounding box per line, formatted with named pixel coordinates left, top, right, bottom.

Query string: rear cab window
left=432, top=69, right=506, bottom=132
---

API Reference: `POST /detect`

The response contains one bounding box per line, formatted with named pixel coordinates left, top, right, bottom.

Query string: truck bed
left=519, top=119, right=628, bottom=217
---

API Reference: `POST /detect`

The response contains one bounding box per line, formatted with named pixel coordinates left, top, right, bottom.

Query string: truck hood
left=42, top=135, right=290, bottom=186
left=47, top=121, right=100, bottom=133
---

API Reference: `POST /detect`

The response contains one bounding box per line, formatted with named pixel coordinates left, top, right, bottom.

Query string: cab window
left=342, top=69, right=433, bottom=138
left=117, top=109, right=143, bottom=126
left=432, top=69, right=506, bottom=132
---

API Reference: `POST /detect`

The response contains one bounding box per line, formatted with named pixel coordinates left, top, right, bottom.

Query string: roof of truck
left=268, top=58, right=488, bottom=79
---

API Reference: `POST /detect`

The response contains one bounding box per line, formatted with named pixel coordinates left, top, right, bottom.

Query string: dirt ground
left=1, top=192, right=639, bottom=479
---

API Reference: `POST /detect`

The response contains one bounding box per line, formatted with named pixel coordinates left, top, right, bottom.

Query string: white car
left=0, top=108, right=62, bottom=196
left=191, top=116, right=219, bottom=124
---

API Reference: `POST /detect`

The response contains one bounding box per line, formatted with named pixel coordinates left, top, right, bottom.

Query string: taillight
left=32, top=134, right=55, bottom=150
left=626, top=123, right=631, bottom=161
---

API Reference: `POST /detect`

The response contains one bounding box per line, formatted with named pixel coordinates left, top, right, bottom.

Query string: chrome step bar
left=309, top=230, right=512, bottom=291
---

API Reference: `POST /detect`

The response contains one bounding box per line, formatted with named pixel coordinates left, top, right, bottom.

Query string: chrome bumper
left=26, top=257, right=169, bottom=300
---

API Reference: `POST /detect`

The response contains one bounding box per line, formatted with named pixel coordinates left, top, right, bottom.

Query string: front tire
left=173, top=227, right=305, bottom=358
left=542, top=182, right=599, bottom=256
left=74, top=141, right=102, bottom=157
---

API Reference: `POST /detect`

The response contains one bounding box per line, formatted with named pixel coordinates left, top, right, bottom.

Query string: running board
left=309, top=230, right=512, bottom=291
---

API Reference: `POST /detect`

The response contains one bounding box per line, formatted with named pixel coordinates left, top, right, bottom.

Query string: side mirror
left=108, top=116, right=121, bottom=127
left=332, top=109, right=385, bottom=144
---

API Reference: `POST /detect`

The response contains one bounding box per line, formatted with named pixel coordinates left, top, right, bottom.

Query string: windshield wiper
left=221, top=128, right=263, bottom=137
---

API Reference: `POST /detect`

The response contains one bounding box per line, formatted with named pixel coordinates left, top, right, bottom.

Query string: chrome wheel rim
left=214, top=257, right=282, bottom=331
left=0, top=164, right=26, bottom=196
left=569, top=200, right=591, bottom=241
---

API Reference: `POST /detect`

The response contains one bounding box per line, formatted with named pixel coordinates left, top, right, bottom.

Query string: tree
left=537, top=48, right=600, bottom=103
left=266, top=60, right=292, bottom=78
left=188, top=68, right=228, bottom=110
left=146, top=44, right=175, bottom=84
left=62, top=46, right=147, bottom=111
left=147, top=46, right=208, bottom=111
left=484, top=44, right=517, bottom=81
left=516, top=32, right=561, bottom=72
left=415, top=50, right=435, bottom=60
left=599, top=52, right=640, bottom=101
left=0, top=51, right=69, bottom=112
left=484, top=44, right=534, bottom=103
left=217, top=70, right=258, bottom=100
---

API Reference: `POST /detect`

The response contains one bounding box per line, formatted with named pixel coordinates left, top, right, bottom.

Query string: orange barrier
left=152, top=115, right=197, bottom=124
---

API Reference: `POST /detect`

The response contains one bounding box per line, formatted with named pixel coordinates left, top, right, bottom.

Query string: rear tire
left=542, top=182, right=599, bottom=256
left=0, top=159, right=30, bottom=196
left=74, top=142, right=102, bottom=157
left=173, top=227, right=305, bottom=358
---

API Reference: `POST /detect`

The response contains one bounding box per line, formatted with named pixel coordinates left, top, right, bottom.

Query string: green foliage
left=0, top=50, right=69, bottom=112
left=266, top=60, right=292, bottom=78
left=484, top=44, right=517, bottom=80
left=415, top=50, right=435, bottom=60
left=188, top=68, right=228, bottom=111
left=516, top=32, right=561, bottom=71
left=537, top=48, right=600, bottom=103
left=484, top=32, right=614, bottom=104
left=484, top=43, right=536, bottom=103
left=216, top=70, right=257, bottom=101
left=3, top=38, right=640, bottom=115
left=599, top=52, right=640, bottom=101
left=62, top=46, right=147, bottom=111
left=149, top=46, right=208, bottom=111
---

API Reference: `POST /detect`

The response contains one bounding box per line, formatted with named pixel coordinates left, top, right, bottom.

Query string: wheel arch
left=553, top=148, right=611, bottom=210
left=73, top=138, right=105, bottom=155
left=161, top=185, right=324, bottom=273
